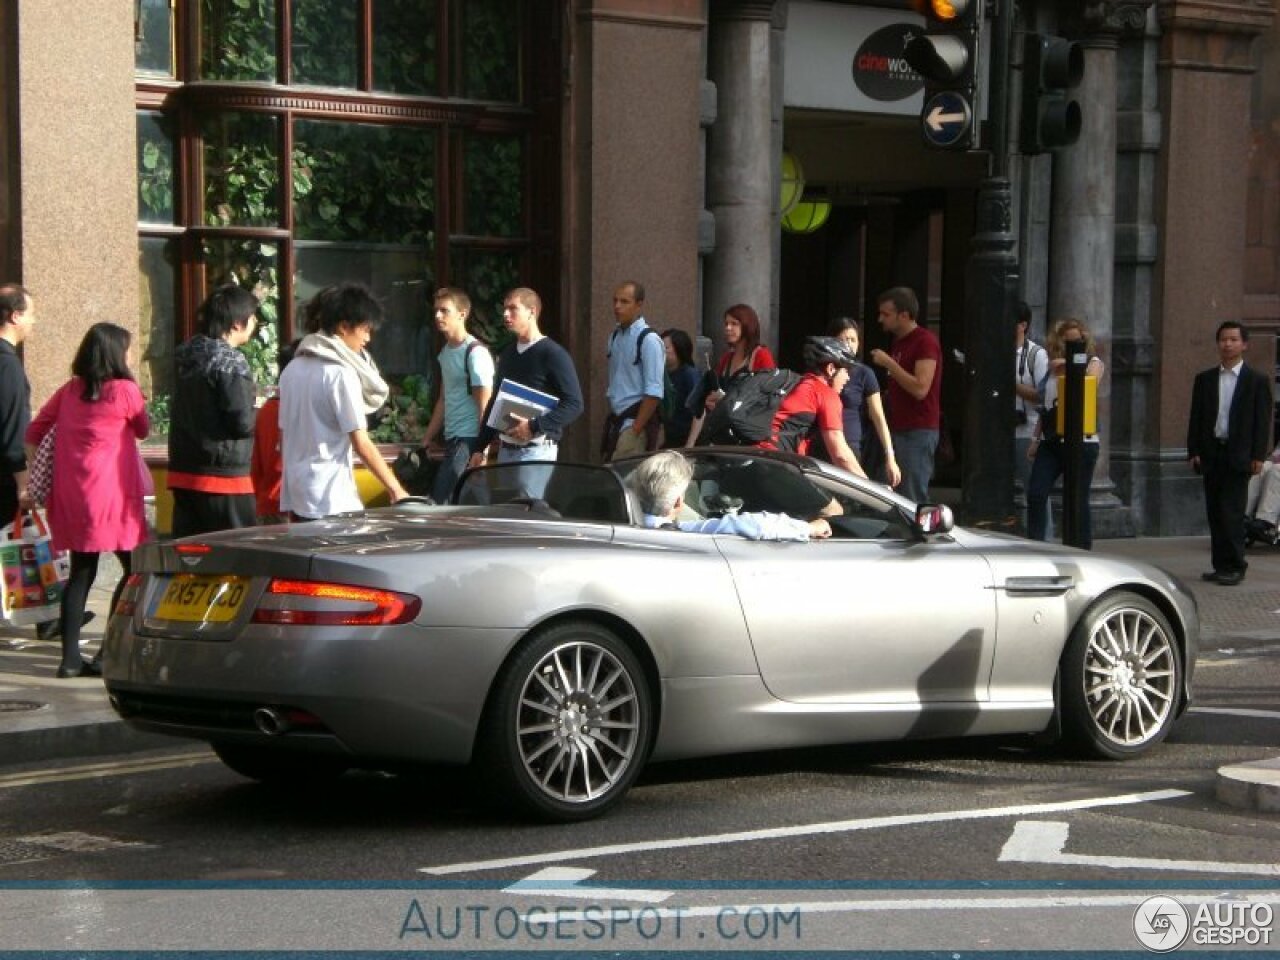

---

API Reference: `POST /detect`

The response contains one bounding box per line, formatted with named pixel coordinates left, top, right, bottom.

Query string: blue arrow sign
left=921, top=91, right=973, bottom=148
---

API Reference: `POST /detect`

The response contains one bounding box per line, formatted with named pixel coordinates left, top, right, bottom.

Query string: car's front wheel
left=477, top=621, right=653, bottom=822
left=213, top=742, right=350, bottom=784
left=1060, top=592, right=1182, bottom=759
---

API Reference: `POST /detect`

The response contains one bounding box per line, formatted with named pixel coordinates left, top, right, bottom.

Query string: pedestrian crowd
left=2, top=271, right=1265, bottom=677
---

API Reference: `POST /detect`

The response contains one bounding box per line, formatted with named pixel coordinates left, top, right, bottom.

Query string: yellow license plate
left=152, top=575, right=249, bottom=623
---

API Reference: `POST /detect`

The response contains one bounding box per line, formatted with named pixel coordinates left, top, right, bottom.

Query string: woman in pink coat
left=26, top=323, right=149, bottom=678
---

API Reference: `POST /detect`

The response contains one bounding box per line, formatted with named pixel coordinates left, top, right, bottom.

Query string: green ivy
left=369, top=372, right=433, bottom=443
left=202, top=0, right=277, bottom=81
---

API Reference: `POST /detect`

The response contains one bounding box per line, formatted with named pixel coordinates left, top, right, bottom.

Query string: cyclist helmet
left=802, top=335, right=858, bottom=372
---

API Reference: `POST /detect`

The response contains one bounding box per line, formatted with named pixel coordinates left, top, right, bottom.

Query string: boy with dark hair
left=279, top=283, right=408, bottom=519
left=167, top=283, right=260, bottom=537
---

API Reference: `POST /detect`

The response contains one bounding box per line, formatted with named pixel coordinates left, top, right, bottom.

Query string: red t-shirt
left=885, top=325, right=942, bottom=431
left=717, top=345, right=775, bottom=378
left=250, top=396, right=282, bottom=517
left=761, top=374, right=843, bottom=455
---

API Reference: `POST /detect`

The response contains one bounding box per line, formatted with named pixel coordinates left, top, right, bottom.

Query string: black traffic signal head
left=903, top=0, right=984, bottom=151
left=1020, top=33, right=1084, bottom=154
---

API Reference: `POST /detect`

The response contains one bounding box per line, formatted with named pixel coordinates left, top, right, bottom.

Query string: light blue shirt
left=438, top=337, right=495, bottom=439
left=1216, top=361, right=1242, bottom=440
left=642, top=512, right=812, bottom=541
left=606, top=318, right=666, bottom=416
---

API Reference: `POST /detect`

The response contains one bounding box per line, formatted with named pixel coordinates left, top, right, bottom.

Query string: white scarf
left=296, top=333, right=389, bottom=415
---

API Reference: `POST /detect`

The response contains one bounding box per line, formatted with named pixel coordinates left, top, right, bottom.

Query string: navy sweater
left=479, top=337, right=584, bottom=445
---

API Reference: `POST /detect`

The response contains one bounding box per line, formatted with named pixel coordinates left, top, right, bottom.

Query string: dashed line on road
left=421, top=788, right=1190, bottom=876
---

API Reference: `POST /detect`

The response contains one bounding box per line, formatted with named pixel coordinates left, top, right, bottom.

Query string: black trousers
left=60, top=549, right=132, bottom=671
left=171, top=489, right=256, bottom=538
left=1203, top=449, right=1250, bottom=574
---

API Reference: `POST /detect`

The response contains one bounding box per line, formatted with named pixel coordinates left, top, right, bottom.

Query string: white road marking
left=998, top=819, right=1280, bottom=877
left=0, top=751, right=213, bottom=790
left=504, top=866, right=674, bottom=903
left=1190, top=706, right=1280, bottom=721
left=518, top=891, right=1280, bottom=925
left=14, top=831, right=152, bottom=852
left=422, top=788, right=1190, bottom=875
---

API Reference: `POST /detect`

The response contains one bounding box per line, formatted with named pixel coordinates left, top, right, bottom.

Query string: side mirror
left=915, top=503, right=954, bottom=535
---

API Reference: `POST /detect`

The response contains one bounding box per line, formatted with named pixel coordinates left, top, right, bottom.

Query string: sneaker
left=34, top=611, right=97, bottom=643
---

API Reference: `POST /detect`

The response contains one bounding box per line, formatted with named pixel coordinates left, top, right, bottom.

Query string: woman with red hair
left=686, top=304, right=776, bottom=444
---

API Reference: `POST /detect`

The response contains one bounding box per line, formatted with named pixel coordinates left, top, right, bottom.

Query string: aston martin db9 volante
left=102, top=449, right=1198, bottom=821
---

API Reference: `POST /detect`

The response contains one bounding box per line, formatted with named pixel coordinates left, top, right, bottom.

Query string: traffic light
left=903, top=0, right=984, bottom=151
left=1020, top=33, right=1083, bottom=154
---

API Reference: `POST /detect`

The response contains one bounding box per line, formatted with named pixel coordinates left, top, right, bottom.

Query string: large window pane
left=202, top=113, right=281, bottom=227
left=463, top=133, right=523, bottom=237
left=450, top=247, right=520, bottom=350
left=138, top=237, right=178, bottom=439
left=201, top=0, right=278, bottom=82
left=293, top=121, right=436, bottom=245
left=135, top=0, right=174, bottom=76
left=373, top=0, right=438, bottom=95
left=137, top=112, right=175, bottom=225
left=296, top=243, right=435, bottom=441
left=200, top=238, right=281, bottom=389
left=295, top=244, right=431, bottom=377
left=461, top=0, right=520, bottom=101
left=291, top=0, right=358, bottom=88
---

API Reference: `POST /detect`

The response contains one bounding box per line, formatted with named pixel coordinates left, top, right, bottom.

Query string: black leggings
left=60, top=550, right=132, bottom=669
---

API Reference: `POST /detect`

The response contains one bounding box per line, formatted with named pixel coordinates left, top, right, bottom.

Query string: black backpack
left=696, top=368, right=801, bottom=446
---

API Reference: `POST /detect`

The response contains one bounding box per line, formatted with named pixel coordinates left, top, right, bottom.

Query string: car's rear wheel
left=477, top=621, right=652, bottom=822
left=1060, top=592, right=1182, bottom=759
left=213, top=742, right=349, bottom=784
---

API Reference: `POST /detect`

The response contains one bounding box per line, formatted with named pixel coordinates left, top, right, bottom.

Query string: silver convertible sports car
left=102, top=449, right=1198, bottom=822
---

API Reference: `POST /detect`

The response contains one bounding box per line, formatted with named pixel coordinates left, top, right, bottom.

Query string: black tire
left=1060, top=592, right=1182, bottom=759
left=476, top=621, right=653, bottom=822
left=213, top=742, right=350, bottom=784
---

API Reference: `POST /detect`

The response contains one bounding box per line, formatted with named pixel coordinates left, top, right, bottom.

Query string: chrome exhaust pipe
left=253, top=706, right=290, bottom=736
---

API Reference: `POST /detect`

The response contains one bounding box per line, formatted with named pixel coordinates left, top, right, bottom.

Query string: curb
left=1216, top=758, right=1280, bottom=815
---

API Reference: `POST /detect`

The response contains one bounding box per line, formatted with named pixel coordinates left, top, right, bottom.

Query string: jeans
left=1027, top=439, right=1100, bottom=548
left=496, top=440, right=559, bottom=500
left=1014, top=435, right=1052, bottom=538
left=432, top=436, right=482, bottom=504
left=892, top=429, right=939, bottom=504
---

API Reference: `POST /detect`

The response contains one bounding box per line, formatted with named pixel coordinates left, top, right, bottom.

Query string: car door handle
left=1001, top=575, right=1074, bottom=596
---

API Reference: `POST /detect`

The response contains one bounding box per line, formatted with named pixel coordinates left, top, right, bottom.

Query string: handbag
left=27, top=426, right=55, bottom=506
left=0, top=508, right=69, bottom=627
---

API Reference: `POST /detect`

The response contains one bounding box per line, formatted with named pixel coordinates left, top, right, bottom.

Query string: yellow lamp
left=780, top=151, right=805, bottom=218
left=781, top=197, right=831, bottom=234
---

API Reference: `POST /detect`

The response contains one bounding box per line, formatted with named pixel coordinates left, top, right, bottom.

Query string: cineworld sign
left=852, top=23, right=924, bottom=102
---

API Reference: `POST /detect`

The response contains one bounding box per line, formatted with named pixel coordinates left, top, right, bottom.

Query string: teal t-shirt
left=439, top=337, right=495, bottom=439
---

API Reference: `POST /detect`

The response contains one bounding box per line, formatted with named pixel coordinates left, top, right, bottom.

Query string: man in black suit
left=1187, top=321, right=1273, bottom=585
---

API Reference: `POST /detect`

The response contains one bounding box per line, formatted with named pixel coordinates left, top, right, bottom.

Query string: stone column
left=1109, top=4, right=1163, bottom=530
left=704, top=0, right=778, bottom=354
left=1047, top=3, right=1151, bottom=538
left=11, top=0, right=138, bottom=407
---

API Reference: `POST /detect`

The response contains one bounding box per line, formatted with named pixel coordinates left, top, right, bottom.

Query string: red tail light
left=115, top=573, right=145, bottom=617
left=251, top=579, right=421, bottom=626
left=175, top=543, right=211, bottom=555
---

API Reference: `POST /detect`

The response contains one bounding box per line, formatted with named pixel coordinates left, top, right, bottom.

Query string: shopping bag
left=0, top=509, right=68, bottom=627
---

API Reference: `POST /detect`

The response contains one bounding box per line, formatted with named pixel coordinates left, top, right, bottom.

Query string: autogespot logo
left=1134, top=896, right=1191, bottom=952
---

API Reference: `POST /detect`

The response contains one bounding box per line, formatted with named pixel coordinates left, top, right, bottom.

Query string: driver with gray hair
left=629, top=450, right=830, bottom=541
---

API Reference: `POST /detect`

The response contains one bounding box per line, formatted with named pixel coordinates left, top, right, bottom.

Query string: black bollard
left=1061, top=339, right=1087, bottom=547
